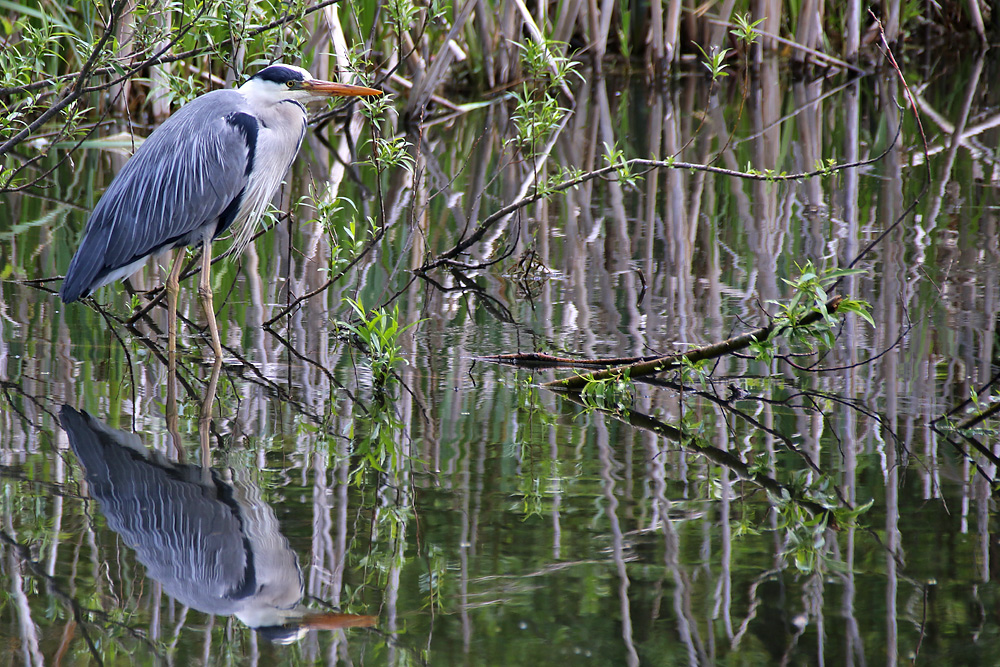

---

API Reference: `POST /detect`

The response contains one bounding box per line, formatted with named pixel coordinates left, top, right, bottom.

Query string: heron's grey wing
left=61, top=406, right=255, bottom=615
left=60, top=90, right=256, bottom=301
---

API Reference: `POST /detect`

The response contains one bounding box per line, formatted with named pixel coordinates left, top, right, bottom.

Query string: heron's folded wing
left=61, top=90, right=253, bottom=300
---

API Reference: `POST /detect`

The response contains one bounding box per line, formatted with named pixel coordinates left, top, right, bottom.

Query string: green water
left=1, top=55, right=999, bottom=665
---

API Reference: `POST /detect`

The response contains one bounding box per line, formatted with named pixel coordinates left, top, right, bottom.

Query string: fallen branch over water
left=543, top=296, right=843, bottom=391
left=478, top=351, right=662, bottom=368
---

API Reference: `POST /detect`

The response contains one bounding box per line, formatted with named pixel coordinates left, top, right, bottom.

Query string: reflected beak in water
left=299, top=612, right=378, bottom=630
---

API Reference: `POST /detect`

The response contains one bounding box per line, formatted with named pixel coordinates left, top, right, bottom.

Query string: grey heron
left=61, top=405, right=377, bottom=643
left=59, top=64, right=381, bottom=360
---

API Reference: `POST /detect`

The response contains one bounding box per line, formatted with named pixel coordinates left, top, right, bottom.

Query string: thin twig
left=262, top=223, right=386, bottom=327
left=0, top=0, right=129, bottom=158
left=705, top=18, right=867, bottom=74
left=419, top=143, right=896, bottom=273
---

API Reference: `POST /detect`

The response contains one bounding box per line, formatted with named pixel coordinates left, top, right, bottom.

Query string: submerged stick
left=543, top=296, right=843, bottom=391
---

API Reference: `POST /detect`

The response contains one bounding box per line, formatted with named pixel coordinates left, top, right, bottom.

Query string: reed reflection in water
left=1, top=53, right=1000, bottom=664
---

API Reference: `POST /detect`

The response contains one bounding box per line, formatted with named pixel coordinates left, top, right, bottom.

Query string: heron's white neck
left=226, top=90, right=309, bottom=255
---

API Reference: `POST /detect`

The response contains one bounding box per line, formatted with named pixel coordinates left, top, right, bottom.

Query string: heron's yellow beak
left=302, top=79, right=382, bottom=97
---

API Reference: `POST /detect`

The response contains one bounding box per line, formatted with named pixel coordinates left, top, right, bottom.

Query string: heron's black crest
left=254, top=65, right=305, bottom=85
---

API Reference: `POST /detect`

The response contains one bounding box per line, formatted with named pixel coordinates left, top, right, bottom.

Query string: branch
left=0, top=0, right=346, bottom=99
left=543, top=296, right=843, bottom=391
left=0, top=0, right=129, bottom=158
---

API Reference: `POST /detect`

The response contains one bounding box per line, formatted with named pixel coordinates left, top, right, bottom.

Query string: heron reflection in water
left=60, top=406, right=375, bottom=643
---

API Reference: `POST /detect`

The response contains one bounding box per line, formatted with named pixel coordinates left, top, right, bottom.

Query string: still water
left=1, top=54, right=999, bottom=665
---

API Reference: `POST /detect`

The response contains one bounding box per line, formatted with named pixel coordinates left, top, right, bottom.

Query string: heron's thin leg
left=165, top=249, right=185, bottom=458
left=198, top=238, right=224, bottom=360
left=166, top=249, right=185, bottom=362
left=200, top=359, right=221, bottom=481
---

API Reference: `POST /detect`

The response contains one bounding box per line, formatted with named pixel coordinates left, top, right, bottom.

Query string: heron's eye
left=286, top=81, right=295, bottom=88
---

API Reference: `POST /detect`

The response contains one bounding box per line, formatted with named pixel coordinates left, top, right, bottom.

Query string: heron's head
left=241, top=64, right=381, bottom=106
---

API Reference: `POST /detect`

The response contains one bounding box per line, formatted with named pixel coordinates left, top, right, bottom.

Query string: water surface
left=1, top=55, right=999, bottom=664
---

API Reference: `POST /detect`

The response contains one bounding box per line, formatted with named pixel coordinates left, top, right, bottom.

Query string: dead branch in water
left=479, top=352, right=663, bottom=368
left=543, top=296, right=843, bottom=391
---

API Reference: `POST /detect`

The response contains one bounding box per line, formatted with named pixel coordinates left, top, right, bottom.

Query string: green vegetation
left=751, top=262, right=873, bottom=362
left=0, top=0, right=984, bottom=191
left=1, top=0, right=997, bottom=663
left=579, top=367, right=633, bottom=413
left=336, top=297, right=416, bottom=389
